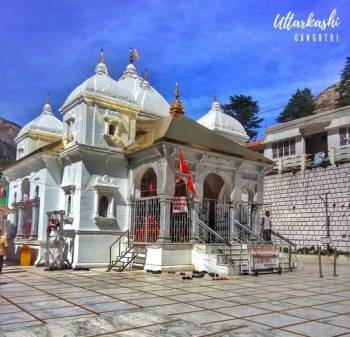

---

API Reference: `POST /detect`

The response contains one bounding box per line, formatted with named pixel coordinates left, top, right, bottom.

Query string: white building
left=4, top=50, right=273, bottom=271
left=263, top=106, right=350, bottom=172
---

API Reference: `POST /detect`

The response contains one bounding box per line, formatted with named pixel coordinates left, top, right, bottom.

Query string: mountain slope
left=0, top=117, right=20, bottom=168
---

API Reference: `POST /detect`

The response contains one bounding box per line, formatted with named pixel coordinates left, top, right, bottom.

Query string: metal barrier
left=133, top=197, right=160, bottom=243
left=171, top=209, right=191, bottom=243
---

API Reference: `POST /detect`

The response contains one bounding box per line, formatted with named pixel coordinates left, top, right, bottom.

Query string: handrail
left=109, top=229, right=130, bottom=269
left=196, top=217, right=230, bottom=246
left=271, top=230, right=296, bottom=248
left=233, top=219, right=266, bottom=244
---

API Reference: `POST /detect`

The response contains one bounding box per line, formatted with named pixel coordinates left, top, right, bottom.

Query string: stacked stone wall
left=263, top=162, right=350, bottom=250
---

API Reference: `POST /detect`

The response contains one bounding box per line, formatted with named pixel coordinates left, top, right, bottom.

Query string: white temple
left=3, top=49, right=274, bottom=273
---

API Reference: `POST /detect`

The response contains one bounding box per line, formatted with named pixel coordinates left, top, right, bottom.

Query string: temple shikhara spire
left=129, top=47, right=134, bottom=64
left=43, top=93, right=53, bottom=115
left=169, top=82, right=184, bottom=117
left=95, top=48, right=108, bottom=75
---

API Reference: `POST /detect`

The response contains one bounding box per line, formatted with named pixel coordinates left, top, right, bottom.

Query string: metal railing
left=196, top=217, right=233, bottom=265
left=108, top=229, right=130, bottom=271
left=270, top=229, right=297, bottom=272
left=197, top=217, right=230, bottom=245
left=234, top=219, right=266, bottom=244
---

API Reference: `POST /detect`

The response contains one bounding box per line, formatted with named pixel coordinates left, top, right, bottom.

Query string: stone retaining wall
left=263, top=162, right=350, bottom=250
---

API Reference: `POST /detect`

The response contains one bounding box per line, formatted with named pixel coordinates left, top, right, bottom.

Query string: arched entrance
left=140, top=168, right=157, bottom=197
left=133, top=168, right=160, bottom=242
left=200, top=173, right=230, bottom=239
left=21, top=178, right=32, bottom=239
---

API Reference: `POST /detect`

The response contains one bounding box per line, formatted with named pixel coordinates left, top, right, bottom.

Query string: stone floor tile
left=150, top=303, right=203, bottom=315
left=190, top=299, right=239, bottom=310
left=167, top=293, right=212, bottom=302
left=216, top=305, right=270, bottom=318
left=128, top=297, right=176, bottom=307
left=21, top=299, right=74, bottom=311
left=252, top=300, right=300, bottom=311
left=0, top=305, right=21, bottom=314
left=83, top=301, right=138, bottom=313
left=0, top=321, right=44, bottom=333
left=70, top=295, right=120, bottom=305
left=284, top=321, right=350, bottom=337
left=31, top=306, right=92, bottom=320
left=171, top=309, right=233, bottom=324
left=283, top=307, right=337, bottom=320
left=9, top=295, right=58, bottom=304
left=319, top=315, right=350, bottom=329
left=312, top=303, right=350, bottom=314
left=0, top=312, right=35, bottom=325
left=246, top=312, right=306, bottom=328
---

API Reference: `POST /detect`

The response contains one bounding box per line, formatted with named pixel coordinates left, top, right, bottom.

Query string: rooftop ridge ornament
left=140, top=68, right=150, bottom=89
left=43, top=93, right=53, bottom=115
left=100, top=48, right=105, bottom=64
left=143, top=68, right=149, bottom=82
left=129, top=47, right=134, bottom=64
left=169, top=82, right=185, bottom=117
left=95, top=48, right=108, bottom=75
left=211, top=92, right=222, bottom=111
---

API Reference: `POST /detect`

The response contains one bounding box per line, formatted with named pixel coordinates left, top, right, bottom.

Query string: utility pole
left=319, top=192, right=331, bottom=251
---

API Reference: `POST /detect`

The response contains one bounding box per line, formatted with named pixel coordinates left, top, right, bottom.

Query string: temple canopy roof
left=126, top=114, right=271, bottom=165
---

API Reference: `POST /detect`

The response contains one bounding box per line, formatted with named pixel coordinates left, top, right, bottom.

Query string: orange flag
left=179, top=150, right=190, bottom=175
left=187, top=174, right=195, bottom=194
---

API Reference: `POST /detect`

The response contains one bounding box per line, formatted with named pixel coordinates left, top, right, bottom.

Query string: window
left=272, top=138, right=296, bottom=158
left=66, top=195, right=72, bottom=216
left=340, top=127, right=350, bottom=146
left=108, top=124, right=116, bottom=136
left=98, top=196, right=109, bottom=217
left=35, top=186, right=39, bottom=199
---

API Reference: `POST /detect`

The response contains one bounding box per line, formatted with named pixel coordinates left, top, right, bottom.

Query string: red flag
left=187, top=174, right=195, bottom=194
left=179, top=150, right=190, bottom=175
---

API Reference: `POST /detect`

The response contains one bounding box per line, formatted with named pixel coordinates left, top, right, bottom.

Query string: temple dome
left=15, top=99, right=64, bottom=142
left=61, top=51, right=135, bottom=111
left=118, top=64, right=169, bottom=118
left=197, top=98, right=249, bottom=145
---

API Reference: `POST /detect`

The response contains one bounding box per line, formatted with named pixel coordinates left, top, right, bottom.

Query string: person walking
left=0, top=229, right=8, bottom=273
left=261, top=211, right=272, bottom=242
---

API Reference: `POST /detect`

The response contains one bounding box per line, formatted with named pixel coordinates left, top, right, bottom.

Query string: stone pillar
left=190, top=198, right=200, bottom=242
left=94, top=192, right=99, bottom=217
left=157, top=196, right=172, bottom=243
left=229, top=201, right=239, bottom=243
left=29, top=198, right=40, bottom=240
left=15, top=202, right=24, bottom=240
left=109, top=197, right=115, bottom=218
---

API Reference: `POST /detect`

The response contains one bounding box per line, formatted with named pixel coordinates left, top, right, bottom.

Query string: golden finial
left=143, top=68, right=149, bottom=82
left=169, top=82, right=184, bottom=117
left=100, top=48, right=105, bottom=64
left=129, top=47, right=134, bottom=64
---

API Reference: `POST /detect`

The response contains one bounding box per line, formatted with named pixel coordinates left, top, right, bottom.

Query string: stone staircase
left=107, top=231, right=146, bottom=272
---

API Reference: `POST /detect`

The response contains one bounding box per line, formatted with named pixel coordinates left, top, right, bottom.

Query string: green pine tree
left=336, top=56, right=350, bottom=108
left=222, top=95, right=263, bottom=140
left=277, top=88, right=316, bottom=123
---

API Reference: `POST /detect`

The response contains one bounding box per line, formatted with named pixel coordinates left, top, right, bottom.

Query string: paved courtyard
left=0, top=262, right=350, bottom=336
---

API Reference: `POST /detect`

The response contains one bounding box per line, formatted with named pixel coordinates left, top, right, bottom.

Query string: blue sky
left=0, top=0, right=348, bottom=137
